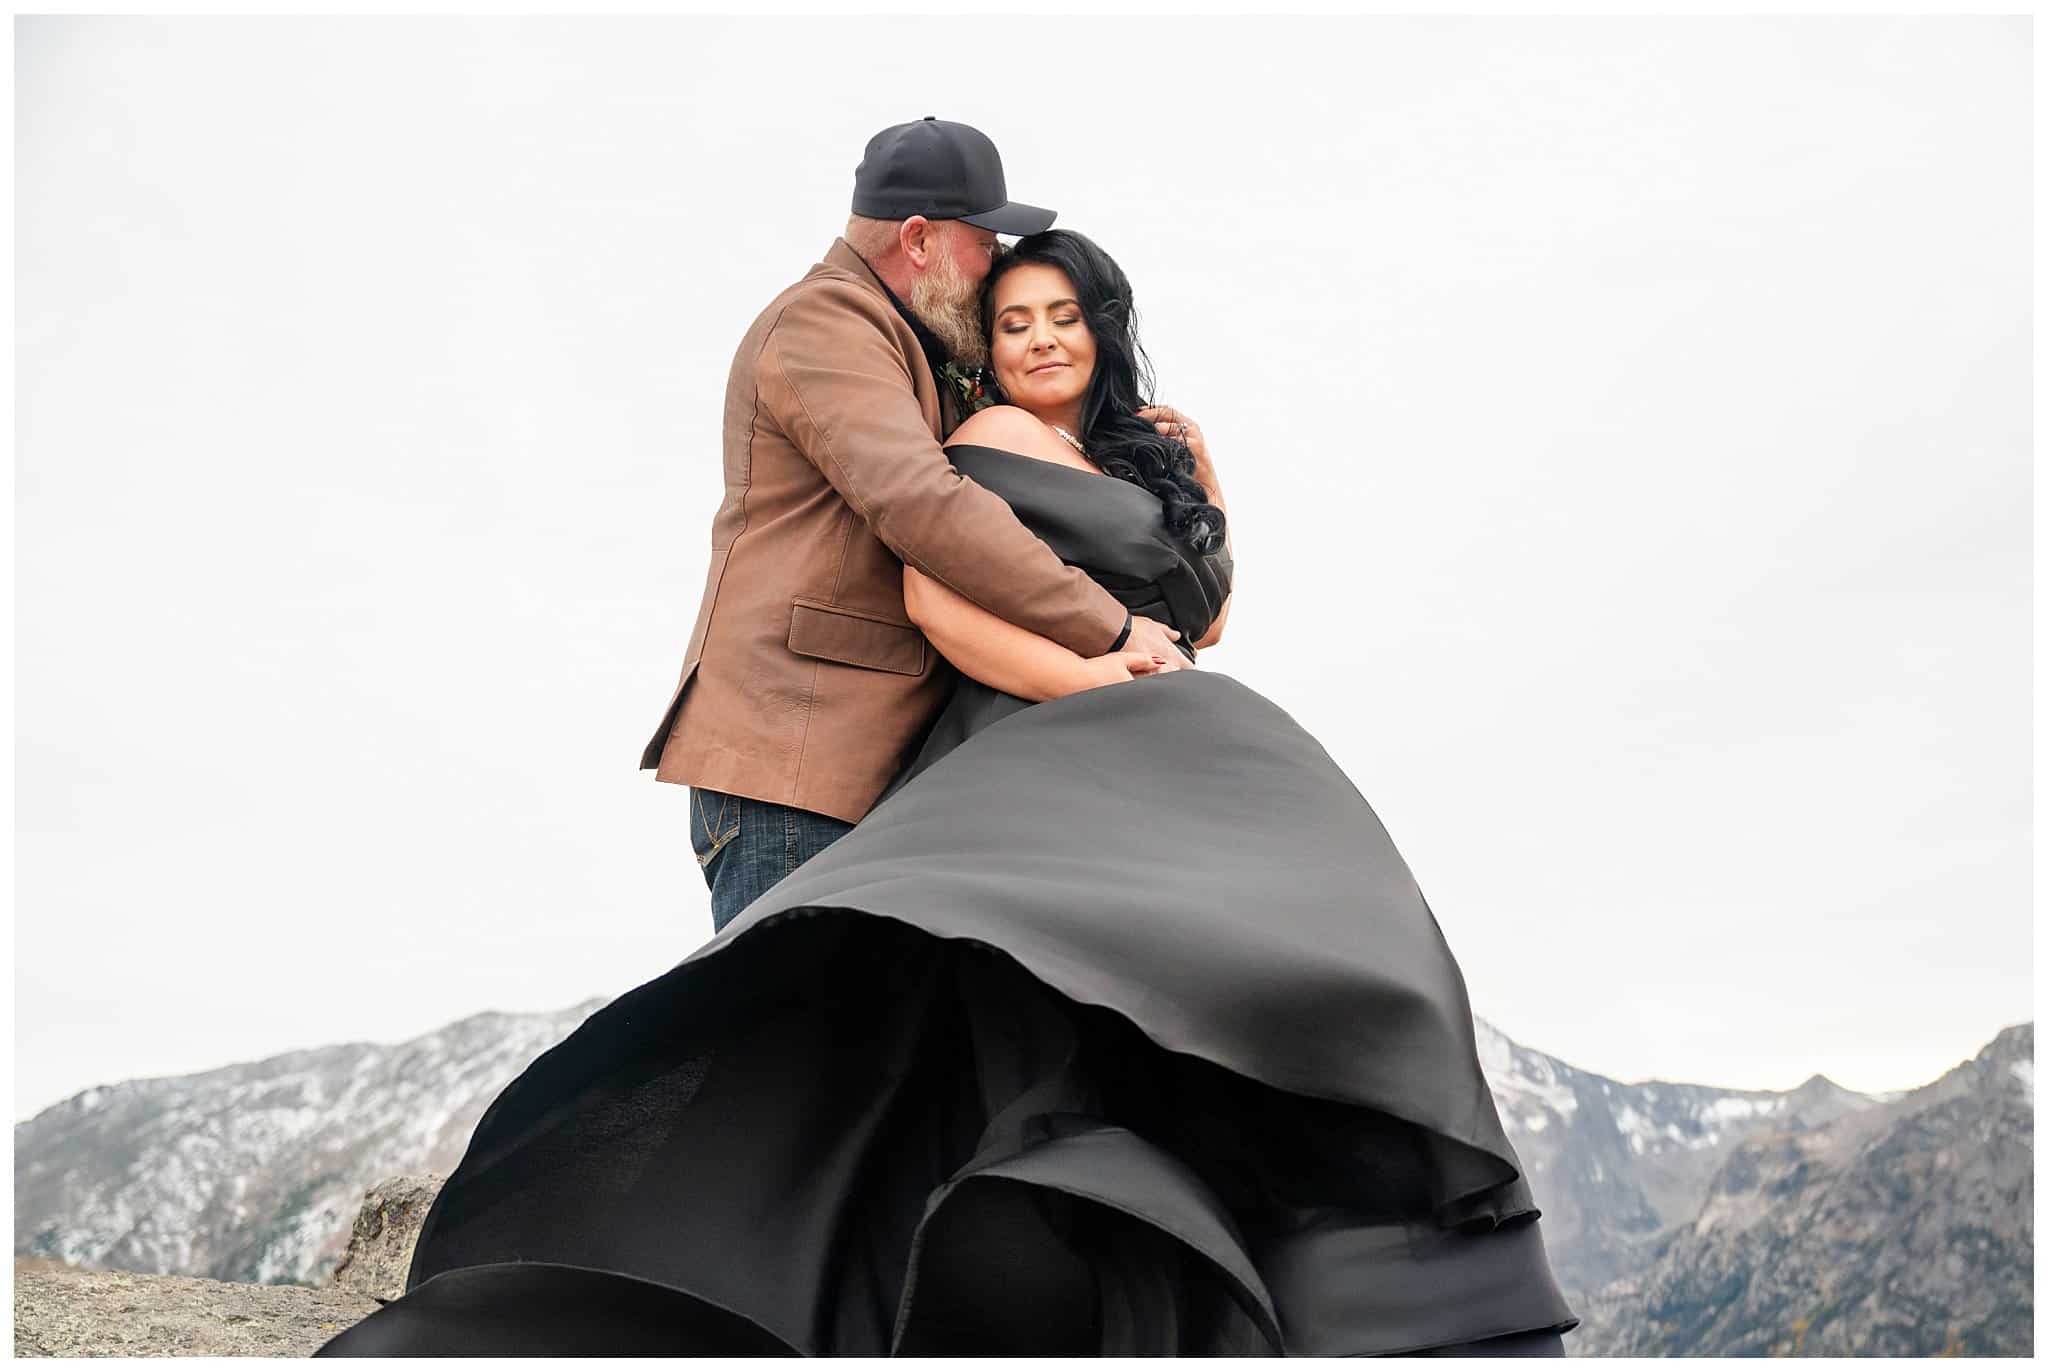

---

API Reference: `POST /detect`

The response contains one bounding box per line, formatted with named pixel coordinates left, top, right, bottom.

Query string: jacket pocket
left=787, top=597, right=928, bottom=676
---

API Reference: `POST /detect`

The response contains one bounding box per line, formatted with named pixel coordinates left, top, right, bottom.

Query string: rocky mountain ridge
left=1568, top=1022, right=2033, bottom=1357
left=1472, top=1017, right=1886, bottom=1299
left=15, top=999, right=2032, bottom=1358
left=16, top=999, right=605, bottom=1285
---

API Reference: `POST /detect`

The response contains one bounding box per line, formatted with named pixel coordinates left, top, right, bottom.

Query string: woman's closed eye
left=1002, top=316, right=1082, bottom=334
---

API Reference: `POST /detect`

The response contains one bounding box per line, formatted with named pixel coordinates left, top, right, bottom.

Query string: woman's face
left=988, top=262, right=1097, bottom=418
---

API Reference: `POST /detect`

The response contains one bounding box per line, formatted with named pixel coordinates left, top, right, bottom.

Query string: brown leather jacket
left=640, top=239, right=1131, bottom=823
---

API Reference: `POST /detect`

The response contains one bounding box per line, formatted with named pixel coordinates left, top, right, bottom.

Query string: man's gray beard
left=908, top=252, right=988, bottom=368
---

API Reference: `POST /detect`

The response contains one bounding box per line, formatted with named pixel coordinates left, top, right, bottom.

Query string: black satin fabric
left=316, top=444, right=1579, bottom=1357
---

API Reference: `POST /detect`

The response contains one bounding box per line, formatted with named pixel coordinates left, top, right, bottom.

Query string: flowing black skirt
left=318, top=670, right=1579, bottom=1356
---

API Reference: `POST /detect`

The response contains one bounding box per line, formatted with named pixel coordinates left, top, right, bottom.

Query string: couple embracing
left=319, top=118, right=1579, bottom=1358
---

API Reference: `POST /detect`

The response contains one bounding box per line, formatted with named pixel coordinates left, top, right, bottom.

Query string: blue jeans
left=688, top=786, right=856, bottom=932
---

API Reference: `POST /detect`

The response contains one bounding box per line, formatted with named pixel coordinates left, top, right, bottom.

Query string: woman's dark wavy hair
left=980, top=230, right=1227, bottom=555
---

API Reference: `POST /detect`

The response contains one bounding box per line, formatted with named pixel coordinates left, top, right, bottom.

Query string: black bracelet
left=1107, top=609, right=1133, bottom=653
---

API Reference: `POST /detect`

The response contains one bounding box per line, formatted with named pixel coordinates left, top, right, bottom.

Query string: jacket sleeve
left=758, top=279, right=1130, bottom=657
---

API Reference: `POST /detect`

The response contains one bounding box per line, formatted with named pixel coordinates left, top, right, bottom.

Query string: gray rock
left=326, top=1174, right=443, bottom=1302
left=12, top=1177, right=445, bottom=1357
left=12, top=1258, right=379, bottom=1357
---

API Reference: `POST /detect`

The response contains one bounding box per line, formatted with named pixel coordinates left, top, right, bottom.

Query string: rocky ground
left=13, top=1175, right=439, bottom=1358
left=12, top=1263, right=380, bottom=1358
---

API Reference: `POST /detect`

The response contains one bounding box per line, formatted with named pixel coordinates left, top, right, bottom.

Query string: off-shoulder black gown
left=317, top=444, right=1580, bottom=1357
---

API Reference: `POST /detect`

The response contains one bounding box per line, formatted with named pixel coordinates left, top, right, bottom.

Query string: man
left=642, top=117, right=1187, bottom=932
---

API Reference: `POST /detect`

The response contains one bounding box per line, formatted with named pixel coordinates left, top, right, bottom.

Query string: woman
left=317, top=232, right=1580, bottom=1357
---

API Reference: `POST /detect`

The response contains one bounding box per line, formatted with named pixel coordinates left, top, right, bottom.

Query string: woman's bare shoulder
left=947, top=405, right=1077, bottom=466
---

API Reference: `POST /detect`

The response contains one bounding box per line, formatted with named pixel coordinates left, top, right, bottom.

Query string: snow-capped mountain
left=15, top=999, right=607, bottom=1285
left=1569, top=1023, right=2033, bottom=1357
left=14, top=998, right=2028, bottom=1334
left=1475, top=1019, right=1885, bottom=1301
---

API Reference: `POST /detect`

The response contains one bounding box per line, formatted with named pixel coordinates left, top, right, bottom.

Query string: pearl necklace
left=1051, top=424, right=1087, bottom=457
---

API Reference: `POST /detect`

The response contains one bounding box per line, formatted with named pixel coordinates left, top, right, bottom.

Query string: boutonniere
left=939, top=361, right=996, bottom=416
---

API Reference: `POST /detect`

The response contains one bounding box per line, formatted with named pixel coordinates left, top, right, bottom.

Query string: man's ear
left=898, top=216, right=934, bottom=271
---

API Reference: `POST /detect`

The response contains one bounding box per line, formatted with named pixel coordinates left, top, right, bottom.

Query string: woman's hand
left=1137, top=404, right=1211, bottom=474
left=1139, top=404, right=1232, bottom=652
left=1074, top=650, right=1175, bottom=692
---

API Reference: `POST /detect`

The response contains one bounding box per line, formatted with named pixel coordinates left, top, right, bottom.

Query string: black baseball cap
left=851, top=117, right=1056, bottom=236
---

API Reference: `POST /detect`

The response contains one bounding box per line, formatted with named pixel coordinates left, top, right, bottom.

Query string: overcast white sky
left=14, top=16, right=2031, bottom=1120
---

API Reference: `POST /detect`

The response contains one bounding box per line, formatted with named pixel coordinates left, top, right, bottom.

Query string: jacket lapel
left=824, top=238, right=948, bottom=439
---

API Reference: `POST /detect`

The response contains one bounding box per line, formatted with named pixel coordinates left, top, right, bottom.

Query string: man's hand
left=1126, top=614, right=1194, bottom=667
